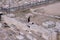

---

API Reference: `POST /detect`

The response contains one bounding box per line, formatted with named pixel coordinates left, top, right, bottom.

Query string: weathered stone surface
left=42, top=20, right=56, bottom=28
left=0, top=0, right=60, bottom=40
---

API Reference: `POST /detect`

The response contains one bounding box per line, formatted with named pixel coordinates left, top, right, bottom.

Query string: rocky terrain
left=0, top=0, right=60, bottom=40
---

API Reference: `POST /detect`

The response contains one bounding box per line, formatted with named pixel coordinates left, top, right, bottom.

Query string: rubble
left=42, top=20, right=56, bottom=28
left=6, top=13, right=15, bottom=18
left=16, top=35, right=24, bottom=40
left=0, top=0, right=60, bottom=40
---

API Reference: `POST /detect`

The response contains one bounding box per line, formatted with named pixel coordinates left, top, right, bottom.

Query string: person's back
left=28, top=16, right=30, bottom=23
